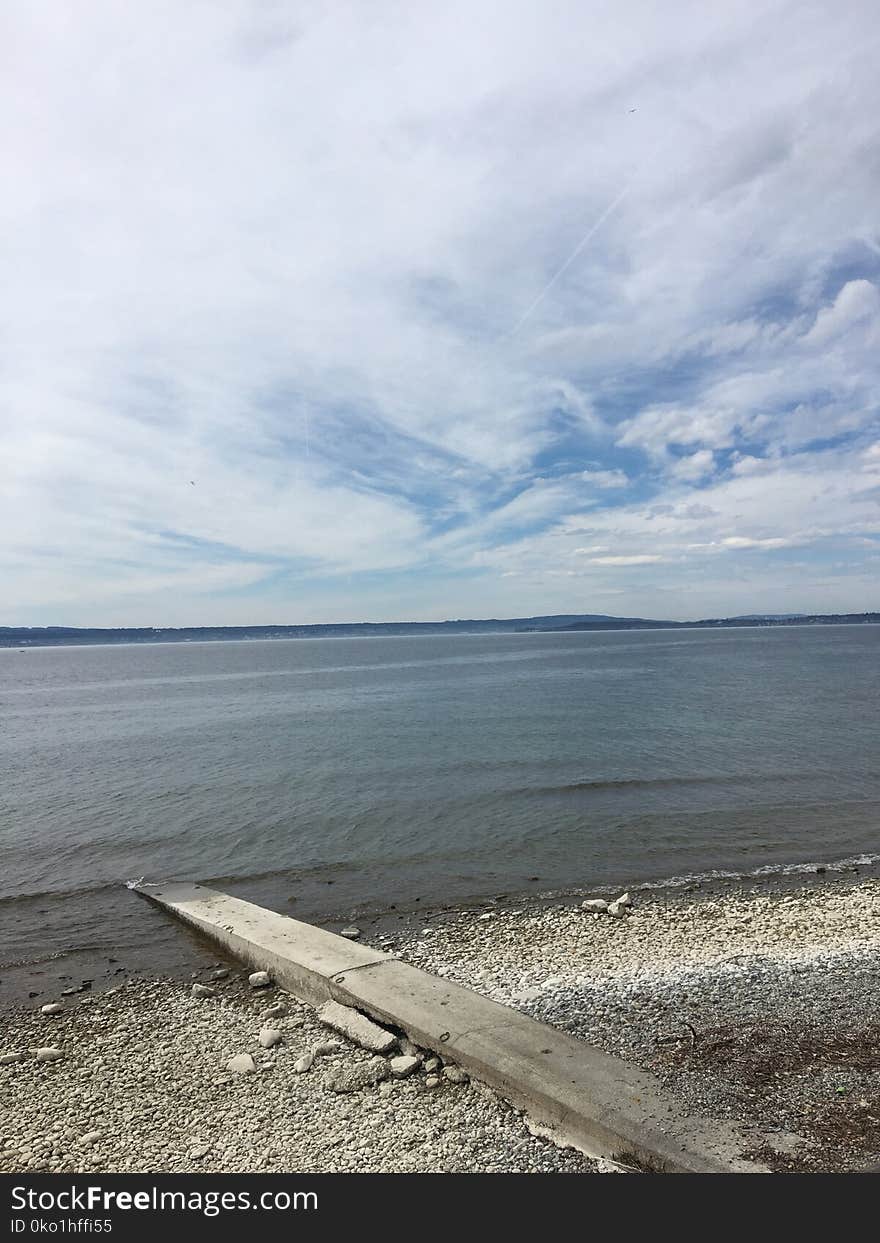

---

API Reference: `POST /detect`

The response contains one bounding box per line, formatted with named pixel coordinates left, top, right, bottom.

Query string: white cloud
left=1, top=1, right=878, bottom=622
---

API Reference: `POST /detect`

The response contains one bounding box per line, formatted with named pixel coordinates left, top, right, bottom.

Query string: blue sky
left=2, top=0, right=879, bottom=625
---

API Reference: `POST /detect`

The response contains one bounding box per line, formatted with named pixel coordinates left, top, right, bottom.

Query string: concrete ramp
left=135, top=881, right=766, bottom=1173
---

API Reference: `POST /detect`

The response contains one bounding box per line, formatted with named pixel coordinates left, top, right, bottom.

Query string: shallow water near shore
left=2, top=625, right=879, bottom=1003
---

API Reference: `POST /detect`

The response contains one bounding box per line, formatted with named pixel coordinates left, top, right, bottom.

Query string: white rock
left=226, top=1053, right=257, bottom=1075
left=81, top=1131, right=102, bottom=1147
left=424, top=1075, right=441, bottom=1088
left=35, top=1048, right=64, bottom=1062
left=188, top=1144, right=210, bottom=1160
left=442, top=1065, right=469, bottom=1084
left=0, top=1053, right=26, bottom=1066
left=424, top=1057, right=441, bottom=1072
left=607, top=901, right=626, bottom=918
left=191, top=984, right=215, bottom=998
left=340, top=926, right=361, bottom=940
left=581, top=899, right=609, bottom=912
left=389, top=1055, right=420, bottom=1078
left=258, top=1027, right=282, bottom=1049
left=40, top=1004, right=64, bottom=1016
left=210, top=968, right=229, bottom=980
left=477, top=913, right=493, bottom=921
left=248, top=971, right=272, bottom=989
left=615, top=892, right=633, bottom=908
left=294, top=1053, right=314, bottom=1074
left=317, top=1000, right=398, bottom=1054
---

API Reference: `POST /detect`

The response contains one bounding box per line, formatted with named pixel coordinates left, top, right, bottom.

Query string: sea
left=2, top=625, right=879, bottom=1001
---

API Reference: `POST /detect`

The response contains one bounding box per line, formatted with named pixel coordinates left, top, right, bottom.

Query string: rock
left=398, top=1038, right=420, bottom=1058
left=615, top=892, right=633, bottom=908
left=188, top=1144, right=210, bottom=1160
left=262, top=1003, right=287, bottom=1020
left=258, top=1027, right=282, bottom=1049
left=191, top=984, right=215, bottom=998
left=477, top=913, right=493, bottom=921
left=389, top=1055, right=420, bottom=1078
left=210, top=969, right=229, bottom=980
left=581, top=899, right=609, bottom=913
left=35, top=1048, right=64, bottom=1063
left=226, top=1053, right=257, bottom=1075
left=316, top=1000, right=398, bottom=1054
left=81, top=1132, right=102, bottom=1147
left=424, top=1057, right=440, bottom=1073
left=607, top=901, right=626, bottom=918
left=294, top=1053, right=315, bottom=1074
left=0, top=1053, right=26, bottom=1066
left=248, top=971, right=272, bottom=989
left=424, top=1075, right=441, bottom=1088
left=442, top=1065, right=469, bottom=1085
left=323, top=1056, right=390, bottom=1094
left=312, top=1041, right=342, bottom=1057
left=40, top=1004, right=64, bottom=1016
left=340, top=926, right=361, bottom=940
left=61, top=988, right=78, bottom=996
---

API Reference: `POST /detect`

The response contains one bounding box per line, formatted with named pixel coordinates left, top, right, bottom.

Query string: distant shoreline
left=3, top=612, right=879, bottom=649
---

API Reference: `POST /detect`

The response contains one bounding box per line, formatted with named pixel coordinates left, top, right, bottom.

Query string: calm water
left=2, top=627, right=879, bottom=992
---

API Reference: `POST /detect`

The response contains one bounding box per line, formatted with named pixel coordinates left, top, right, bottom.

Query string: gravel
left=392, top=872, right=880, bottom=1171
left=0, top=975, right=595, bottom=1174
left=5, top=870, right=876, bottom=1173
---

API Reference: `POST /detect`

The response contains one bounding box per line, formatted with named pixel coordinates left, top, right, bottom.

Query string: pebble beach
left=2, top=867, right=879, bottom=1174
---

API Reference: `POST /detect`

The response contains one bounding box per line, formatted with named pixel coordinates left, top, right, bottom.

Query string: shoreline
left=2, top=865, right=879, bottom=1172
left=3, top=851, right=879, bottom=1013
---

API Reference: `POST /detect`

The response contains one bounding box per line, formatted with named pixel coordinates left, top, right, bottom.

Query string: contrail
left=508, top=183, right=631, bottom=337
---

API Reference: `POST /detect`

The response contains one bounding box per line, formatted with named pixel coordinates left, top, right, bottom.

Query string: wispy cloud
left=1, top=0, right=878, bottom=624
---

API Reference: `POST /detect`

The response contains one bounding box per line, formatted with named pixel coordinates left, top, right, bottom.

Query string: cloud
left=1, top=1, right=878, bottom=623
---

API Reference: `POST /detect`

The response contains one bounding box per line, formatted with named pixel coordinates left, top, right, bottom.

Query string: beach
left=2, top=867, right=878, bottom=1174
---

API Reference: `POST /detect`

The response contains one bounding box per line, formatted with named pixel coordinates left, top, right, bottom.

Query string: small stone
left=312, top=1041, right=342, bottom=1057
left=81, top=1132, right=102, bottom=1147
left=607, top=901, right=626, bottom=918
left=61, top=988, right=78, bottom=997
left=188, top=1144, right=210, bottom=1160
left=210, top=968, right=229, bottom=981
left=442, top=1065, right=469, bottom=1084
left=263, top=1004, right=287, bottom=1020
left=0, top=1053, right=26, bottom=1066
left=294, top=1053, right=315, bottom=1074
left=477, top=913, right=493, bottom=921
left=248, top=971, right=272, bottom=989
left=424, top=1057, right=440, bottom=1073
left=191, top=984, right=215, bottom=998
left=425, top=1075, right=441, bottom=1088
left=35, top=1048, right=64, bottom=1063
left=340, top=926, right=361, bottom=940
left=389, top=1055, right=420, bottom=1078
left=615, top=892, right=632, bottom=908
left=581, top=899, right=608, bottom=913
left=226, top=1053, right=257, bottom=1075
left=40, top=1004, right=64, bottom=1016
left=258, top=1027, right=282, bottom=1049
left=323, top=1056, right=390, bottom=1094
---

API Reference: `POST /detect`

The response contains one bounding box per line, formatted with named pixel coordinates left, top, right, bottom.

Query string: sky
left=2, top=0, right=879, bottom=627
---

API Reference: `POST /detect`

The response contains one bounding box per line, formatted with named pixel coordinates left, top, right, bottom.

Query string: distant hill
left=556, top=612, right=880, bottom=632
left=1, top=612, right=878, bottom=648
